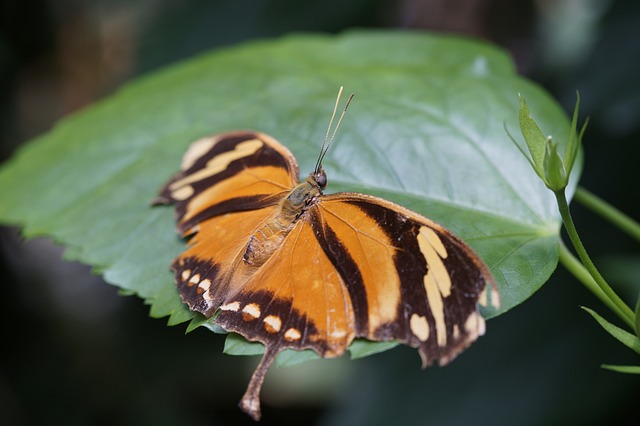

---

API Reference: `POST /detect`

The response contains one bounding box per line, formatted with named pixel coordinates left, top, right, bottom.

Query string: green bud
left=509, top=93, right=587, bottom=193
left=543, top=137, right=567, bottom=191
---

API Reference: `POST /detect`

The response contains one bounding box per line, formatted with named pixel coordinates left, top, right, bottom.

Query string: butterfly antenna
left=315, top=87, right=355, bottom=172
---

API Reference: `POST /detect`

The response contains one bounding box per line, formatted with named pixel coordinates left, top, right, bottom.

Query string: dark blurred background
left=1, top=0, right=638, bottom=425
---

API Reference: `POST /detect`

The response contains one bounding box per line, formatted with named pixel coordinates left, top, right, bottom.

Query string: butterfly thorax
left=242, top=170, right=326, bottom=267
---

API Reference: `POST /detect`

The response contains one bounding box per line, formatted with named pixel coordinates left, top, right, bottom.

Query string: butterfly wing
left=155, top=131, right=300, bottom=235
left=212, top=208, right=357, bottom=420
left=314, top=193, right=500, bottom=366
left=212, top=192, right=499, bottom=419
left=156, top=131, right=300, bottom=315
left=171, top=205, right=282, bottom=315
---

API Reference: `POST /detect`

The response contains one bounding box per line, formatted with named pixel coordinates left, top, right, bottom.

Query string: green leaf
left=636, top=294, right=640, bottom=337
left=348, top=339, right=400, bottom=359
left=582, top=307, right=640, bottom=354
left=0, top=31, right=576, bottom=363
left=223, top=333, right=319, bottom=367
left=564, top=92, right=584, bottom=176
left=223, top=335, right=400, bottom=367
left=273, top=349, right=320, bottom=367
left=601, top=364, right=640, bottom=374
left=224, top=333, right=265, bottom=357
left=517, top=94, right=549, bottom=180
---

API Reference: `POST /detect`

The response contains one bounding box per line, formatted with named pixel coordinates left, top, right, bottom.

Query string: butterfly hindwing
left=315, top=194, right=499, bottom=366
left=215, top=217, right=356, bottom=355
left=173, top=205, right=281, bottom=315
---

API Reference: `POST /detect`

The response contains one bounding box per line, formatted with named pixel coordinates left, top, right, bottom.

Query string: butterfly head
left=308, top=165, right=327, bottom=191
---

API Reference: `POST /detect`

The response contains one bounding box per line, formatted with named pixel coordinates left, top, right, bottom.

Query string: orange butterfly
left=155, top=88, right=499, bottom=420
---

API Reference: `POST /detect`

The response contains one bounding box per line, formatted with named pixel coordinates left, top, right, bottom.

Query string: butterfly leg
left=239, top=345, right=279, bottom=421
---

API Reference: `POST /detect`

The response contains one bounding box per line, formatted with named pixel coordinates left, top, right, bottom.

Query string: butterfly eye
left=312, top=165, right=327, bottom=189
left=315, top=172, right=327, bottom=188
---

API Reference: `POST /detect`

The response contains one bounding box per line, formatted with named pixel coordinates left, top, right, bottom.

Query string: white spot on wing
left=410, top=313, right=430, bottom=342
left=479, top=287, right=488, bottom=307
left=418, top=226, right=453, bottom=347
left=181, top=136, right=217, bottom=170
left=424, top=271, right=447, bottom=347
left=188, top=273, right=201, bottom=286
left=242, top=303, right=261, bottom=319
left=169, top=139, right=263, bottom=190
left=418, top=226, right=452, bottom=297
left=198, top=278, right=211, bottom=292
left=171, top=185, right=195, bottom=200
left=465, top=312, right=486, bottom=337
left=263, top=315, right=282, bottom=333
left=220, top=301, right=240, bottom=312
left=490, top=285, right=501, bottom=309
left=284, top=328, right=301, bottom=341
left=479, top=283, right=501, bottom=309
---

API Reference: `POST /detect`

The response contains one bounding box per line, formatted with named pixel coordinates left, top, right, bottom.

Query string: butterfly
left=155, top=87, right=500, bottom=421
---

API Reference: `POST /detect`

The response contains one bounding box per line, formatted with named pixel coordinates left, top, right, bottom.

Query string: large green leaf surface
left=0, top=31, right=576, bottom=362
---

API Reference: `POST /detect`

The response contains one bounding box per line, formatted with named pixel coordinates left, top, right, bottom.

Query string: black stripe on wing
left=327, top=197, right=492, bottom=367
left=155, top=132, right=298, bottom=219
left=306, top=207, right=370, bottom=336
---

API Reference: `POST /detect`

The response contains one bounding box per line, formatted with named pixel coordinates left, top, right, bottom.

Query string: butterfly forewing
left=155, top=131, right=299, bottom=234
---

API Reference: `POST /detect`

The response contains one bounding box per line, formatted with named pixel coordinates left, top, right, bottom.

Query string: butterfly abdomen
left=242, top=225, right=288, bottom=267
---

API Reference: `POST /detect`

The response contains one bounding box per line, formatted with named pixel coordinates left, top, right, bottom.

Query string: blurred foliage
left=1, top=0, right=638, bottom=425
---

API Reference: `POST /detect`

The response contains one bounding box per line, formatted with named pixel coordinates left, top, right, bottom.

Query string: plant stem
left=558, top=242, right=604, bottom=298
left=555, top=189, right=635, bottom=330
left=558, top=242, right=623, bottom=321
left=574, top=187, right=640, bottom=244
